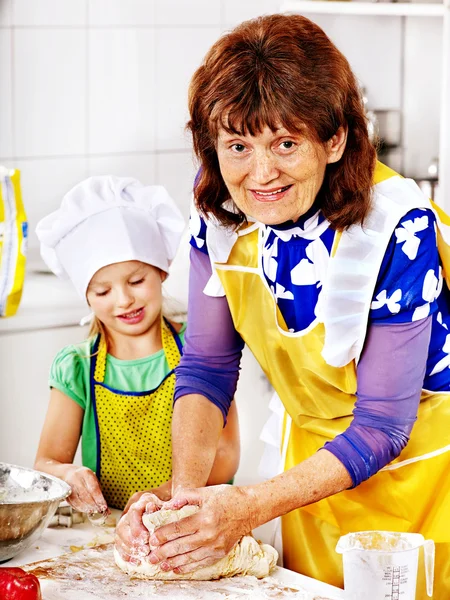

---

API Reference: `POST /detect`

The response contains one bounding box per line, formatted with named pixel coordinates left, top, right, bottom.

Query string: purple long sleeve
left=174, top=247, right=244, bottom=423
left=325, top=316, right=432, bottom=487
left=175, top=248, right=432, bottom=485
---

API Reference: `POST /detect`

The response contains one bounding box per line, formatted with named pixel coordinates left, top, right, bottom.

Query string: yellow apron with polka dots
left=213, top=164, right=450, bottom=597
left=90, top=317, right=182, bottom=510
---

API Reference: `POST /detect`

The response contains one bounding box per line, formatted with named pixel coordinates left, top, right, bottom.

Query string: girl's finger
left=83, top=471, right=108, bottom=511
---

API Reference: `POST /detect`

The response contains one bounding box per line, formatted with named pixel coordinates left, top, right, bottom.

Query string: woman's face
left=86, top=260, right=165, bottom=338
left=216, top=125, right=347, bottom=225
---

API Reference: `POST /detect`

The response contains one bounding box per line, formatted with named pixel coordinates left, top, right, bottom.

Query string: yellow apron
left=213, top=164, right=450, bottom=597
left=90, top=317, right=182, bottom=510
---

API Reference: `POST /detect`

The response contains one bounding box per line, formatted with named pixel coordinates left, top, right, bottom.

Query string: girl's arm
left=35, top=388, right=107, bottom=514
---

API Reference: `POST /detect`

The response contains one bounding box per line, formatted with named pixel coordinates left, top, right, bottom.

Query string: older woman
left=116, top=14, right=450, bottom=595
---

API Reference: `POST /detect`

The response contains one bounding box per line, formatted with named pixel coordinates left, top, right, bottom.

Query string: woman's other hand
left=114, top=492, right=164, bottom=563
left=123, top=480, right=172, bottom=515
left=147, top=484, right=257, bottom=574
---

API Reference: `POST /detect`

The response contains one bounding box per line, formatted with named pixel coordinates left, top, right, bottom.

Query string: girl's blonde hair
left=88, top=315, right=108, bottom=341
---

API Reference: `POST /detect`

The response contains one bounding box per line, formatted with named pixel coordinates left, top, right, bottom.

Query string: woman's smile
left=249, top=184, right=293, bottom=203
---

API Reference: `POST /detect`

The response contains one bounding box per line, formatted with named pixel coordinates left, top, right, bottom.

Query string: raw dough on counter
left=114, top=505, right=278, bottom=580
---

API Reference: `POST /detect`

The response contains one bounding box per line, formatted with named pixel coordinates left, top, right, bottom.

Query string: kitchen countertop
left=8, top=510, right=345, bottom=599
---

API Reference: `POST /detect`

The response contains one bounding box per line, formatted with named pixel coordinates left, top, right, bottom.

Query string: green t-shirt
left=49, top=324, right=186, bottom=472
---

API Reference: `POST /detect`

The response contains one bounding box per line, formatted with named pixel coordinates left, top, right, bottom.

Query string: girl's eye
left=130, top=278, right=145, bottom=286
left=231, top=143, right=246, bottom=153
left=95, top=290, right=109, bottom=297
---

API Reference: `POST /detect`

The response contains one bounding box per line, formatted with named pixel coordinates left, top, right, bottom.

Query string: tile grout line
left=0, top=149, right=192, bottom=163
left=10, top=1, right=15, bottom=160
left=85, top=0, right=90, bottom=176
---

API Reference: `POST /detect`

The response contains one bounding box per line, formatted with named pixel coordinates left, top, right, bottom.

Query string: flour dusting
left=24, top=544, right=332, bottom=599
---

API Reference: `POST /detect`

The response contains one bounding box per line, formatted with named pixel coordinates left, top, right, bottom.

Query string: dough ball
left=114, top=505, right=278, bottom=580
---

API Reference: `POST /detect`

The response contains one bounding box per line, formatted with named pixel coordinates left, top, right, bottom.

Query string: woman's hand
left=63, top=465, right=108, bottom=514
left=147, top=484, right=257, bottom=575
left=114, top=493, right=164, bottom=563
left=123, top=481, right=172, bottom=515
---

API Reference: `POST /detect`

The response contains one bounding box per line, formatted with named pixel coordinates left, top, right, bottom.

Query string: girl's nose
left=116, top=288, right=134, bottom=308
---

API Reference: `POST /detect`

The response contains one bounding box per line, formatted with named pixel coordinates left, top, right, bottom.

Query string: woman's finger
left=128, top=499, right=152, bottom=543
left=149, top=513, right=199, bottom=548
left=160, top=545, right=215, bottom=572
left=149, top=528, right=205, bottom=565
left=123, top=490, right=146, bottom=514
left=174, top=555, right=223, bottom=575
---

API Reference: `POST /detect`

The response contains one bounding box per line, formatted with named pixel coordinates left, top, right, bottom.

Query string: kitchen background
left=0, top=0, right=446, bottom=487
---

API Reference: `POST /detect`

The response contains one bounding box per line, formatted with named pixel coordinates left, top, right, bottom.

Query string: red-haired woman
left=116, top=14, right=450, bottom=595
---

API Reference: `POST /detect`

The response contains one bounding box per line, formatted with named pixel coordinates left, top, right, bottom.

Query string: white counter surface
left=8, top=510, right=345, bottom=599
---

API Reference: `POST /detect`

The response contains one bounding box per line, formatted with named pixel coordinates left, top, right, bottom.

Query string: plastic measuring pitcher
left=336, top=531, right=434, bottom=600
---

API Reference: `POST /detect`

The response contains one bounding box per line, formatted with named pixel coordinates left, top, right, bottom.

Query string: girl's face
left=86, top=261, right=165, bottom=338
left=216, top=125, right=347, bottom=225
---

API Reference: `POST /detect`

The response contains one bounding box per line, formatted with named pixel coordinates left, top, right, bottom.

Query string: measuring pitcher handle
left=423, top=539, right=435, bottom=597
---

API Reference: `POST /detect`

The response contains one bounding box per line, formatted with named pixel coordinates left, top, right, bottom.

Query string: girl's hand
left=114, top=493, right=164, bottom=563
left=147, top=484, right=257, bottom=574
left=63, top=465, right=108, bottom=514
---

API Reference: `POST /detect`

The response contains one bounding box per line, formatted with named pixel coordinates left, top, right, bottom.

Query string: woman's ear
left=160, top=270, right=168, bottom=283
left=326, top=126, right=348, bottom=164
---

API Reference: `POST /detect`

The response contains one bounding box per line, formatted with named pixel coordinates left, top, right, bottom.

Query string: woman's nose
left=250, top=151, right=279, bottom=184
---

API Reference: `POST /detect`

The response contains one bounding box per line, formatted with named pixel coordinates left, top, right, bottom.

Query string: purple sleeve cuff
left=174, top=247, right=244, bottom=425
left=324, top=316, right=432, bottom=487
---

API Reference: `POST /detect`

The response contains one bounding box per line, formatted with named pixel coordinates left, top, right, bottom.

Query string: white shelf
left=281, top=1, right=445, bottom=17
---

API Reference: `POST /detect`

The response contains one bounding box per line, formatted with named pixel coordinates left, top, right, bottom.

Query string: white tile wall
left=0, top=30, right=13, bottom=157
left=155, top=0, right=221, bottom=26
left=89, top=0, right=154, bottom=27
left=88, top=28, right=155, bottom=154
left=12, top=0, right=87, bottom=27
left=155, top=27, right=221, bottom=150
left=14, top=29, right=86, bottom=157
left=87, top=153, right=156, bottom=184
left=0, top=0, right=12, bottom=27
left=307, top=14, right=402, bottom=110
left=16, top=157, right=88, bottom=248
left=403, top=17, right=443, bottom=178
left=222, top=0, right=279, bottom=26
left=155, top=151, right=197, bottom=219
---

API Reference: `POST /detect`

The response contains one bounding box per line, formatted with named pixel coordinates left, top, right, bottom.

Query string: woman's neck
left=105, top=316, right=164, bottom=360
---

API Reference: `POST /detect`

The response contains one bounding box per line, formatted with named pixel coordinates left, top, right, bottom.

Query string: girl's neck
left=105, top=315, right=164, bottom=360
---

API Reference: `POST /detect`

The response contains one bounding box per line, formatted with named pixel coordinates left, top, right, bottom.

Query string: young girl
left=34, top=176, right=240, bottom=513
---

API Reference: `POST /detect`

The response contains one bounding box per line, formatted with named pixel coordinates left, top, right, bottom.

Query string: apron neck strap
left=92, top=315, right=183, bottom=383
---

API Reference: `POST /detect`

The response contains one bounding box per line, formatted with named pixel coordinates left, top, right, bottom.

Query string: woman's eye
left=130, top=278, right=145, bottom=286
left=231, top=144, right=246, bottom=153
left=95, top=290, right=109, bottom=297
left=280, top=141, right=295, bottom=150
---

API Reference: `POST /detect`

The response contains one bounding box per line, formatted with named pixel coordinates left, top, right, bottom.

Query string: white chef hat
left=36, top=176, right=185, bottom=299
